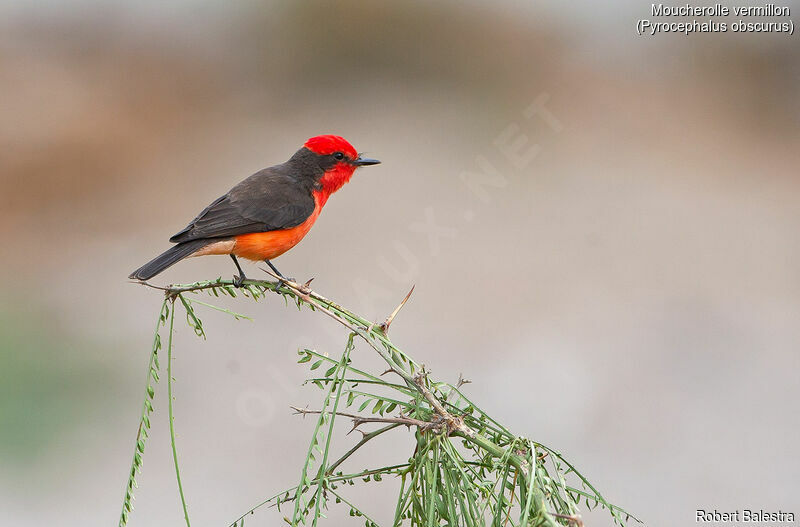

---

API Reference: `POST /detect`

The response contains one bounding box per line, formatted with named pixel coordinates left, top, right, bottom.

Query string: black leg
left=230, top=254, right=246, bottom=287
left=264, top=259, right=296, bottom=288
left=264, top=259, right=285, bottom=279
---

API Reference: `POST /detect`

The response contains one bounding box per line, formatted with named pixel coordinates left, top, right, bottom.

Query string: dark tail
left=128, top=239, right=212, bottom=281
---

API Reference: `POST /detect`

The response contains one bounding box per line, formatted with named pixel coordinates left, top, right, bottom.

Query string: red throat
left=315, top=163, right=356, bottom=207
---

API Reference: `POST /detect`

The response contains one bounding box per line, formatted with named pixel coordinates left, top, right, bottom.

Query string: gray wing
left=169, top=168, right=315, bottom=243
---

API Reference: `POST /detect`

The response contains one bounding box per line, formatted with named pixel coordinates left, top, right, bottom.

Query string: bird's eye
left=333, top=152, right=344, bottom=160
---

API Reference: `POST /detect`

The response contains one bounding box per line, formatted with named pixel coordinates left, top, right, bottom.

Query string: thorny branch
left=125, top=265, right=641, bottom=527
left=290, top=406, right=438, bottom=433
left=143, top=274, right=560, bottom=526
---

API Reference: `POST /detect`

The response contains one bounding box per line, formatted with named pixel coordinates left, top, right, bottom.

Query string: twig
left=232, top=463, right=413, bottom=517
left=133, top=278, right=281, bottom=297
left=325, top=423, right=400, bottom=476
left=290, top=406, right=436, bottom=431
left=446, top=373, right=472, bottom=403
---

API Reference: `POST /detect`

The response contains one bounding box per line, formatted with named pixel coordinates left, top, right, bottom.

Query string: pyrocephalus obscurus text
left=129, top=135, right=380, bottom=284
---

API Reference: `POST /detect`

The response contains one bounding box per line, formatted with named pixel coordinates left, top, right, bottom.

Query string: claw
left=269, top=276, right=292, bottom=294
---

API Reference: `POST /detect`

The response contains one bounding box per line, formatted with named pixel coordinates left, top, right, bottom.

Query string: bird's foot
left=273, top=276, right=296, bottom=290
left=233, top=274, right=246, bottom=288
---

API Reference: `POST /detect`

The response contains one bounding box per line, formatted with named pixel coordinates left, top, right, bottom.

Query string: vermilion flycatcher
left=129, top=135, right=380, bottom=284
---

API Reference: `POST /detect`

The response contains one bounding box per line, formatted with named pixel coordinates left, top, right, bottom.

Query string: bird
left=128, top=135, right=380, bottom=285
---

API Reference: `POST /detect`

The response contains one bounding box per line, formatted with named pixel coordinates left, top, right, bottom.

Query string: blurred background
left=1, top=1, right=798, bottom=525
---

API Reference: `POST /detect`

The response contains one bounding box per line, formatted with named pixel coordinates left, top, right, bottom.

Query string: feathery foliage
left=120, top=276, right=641, bottom=527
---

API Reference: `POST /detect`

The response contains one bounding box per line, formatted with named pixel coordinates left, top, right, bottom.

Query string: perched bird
left=128, top=135, right=380, bottom=285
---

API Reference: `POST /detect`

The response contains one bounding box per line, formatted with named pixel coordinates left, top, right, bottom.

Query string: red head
left=301, top=135, right=380, bottom=203
left=304, top=135, right=359, bottom=159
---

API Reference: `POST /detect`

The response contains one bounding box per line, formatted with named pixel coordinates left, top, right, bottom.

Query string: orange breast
left=232, top=202, right=322, bottom=261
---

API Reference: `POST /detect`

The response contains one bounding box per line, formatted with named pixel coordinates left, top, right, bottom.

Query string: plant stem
left=311, top=335, right=354, bottom=526
left=168, top=297, right=191, bottom=527
left=118, top=299, right=167, bottom=527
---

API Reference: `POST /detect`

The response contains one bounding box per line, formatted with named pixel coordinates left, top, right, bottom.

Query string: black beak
left=353, top=156, right=381, bottom=166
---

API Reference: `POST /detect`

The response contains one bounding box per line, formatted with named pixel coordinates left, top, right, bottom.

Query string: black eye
left=333, top=152, right=344, bottom=160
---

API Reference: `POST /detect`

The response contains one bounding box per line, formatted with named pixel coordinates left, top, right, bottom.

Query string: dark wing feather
left=169, top=167, right=316, bottom=243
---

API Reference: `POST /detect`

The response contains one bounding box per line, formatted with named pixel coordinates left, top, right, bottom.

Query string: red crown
left=304, top=135, right=358, bottom=159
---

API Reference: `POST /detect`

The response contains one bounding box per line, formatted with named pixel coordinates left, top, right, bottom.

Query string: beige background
left=1, top=1, right=798, bottom=526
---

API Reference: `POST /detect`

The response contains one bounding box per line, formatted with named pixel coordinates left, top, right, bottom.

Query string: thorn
left=379, top=285, right=415, bottom=334
left=456, top=373, right=472, bottom=389
left=347, top=419, right=364, bottom=436
left=299, top=277, right=314, bottom=295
